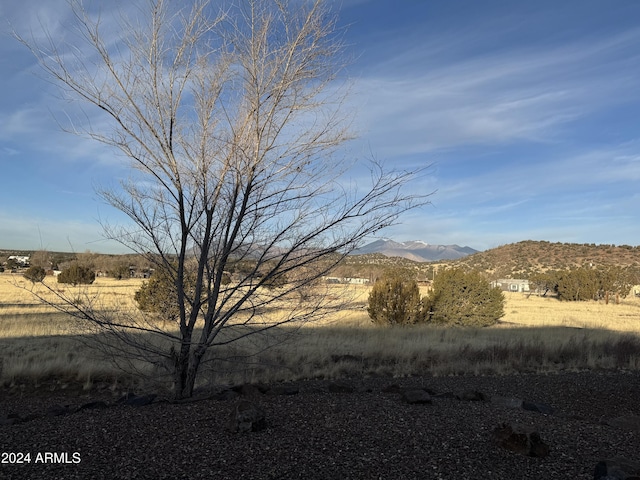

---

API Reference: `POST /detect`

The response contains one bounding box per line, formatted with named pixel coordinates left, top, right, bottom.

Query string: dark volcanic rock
left=327, top=381, right=355, bottom=393
left=46, top=404, right=75, bottom=417
left=402, top=389, right=432, bottom=405
left=522, top=400, right=554, bottom=415
left=594, top=456, right=640, bottom=480
left=116, top=392, right=137, bottom=403
left=0, top=413, right=23, bottom=425
left=606, top=415, right=640, bottom=433
left=265, top=384, right=299, bottom=396
left=490, top=396, right=523, bottom=409
left=232, top=384, right=264, bottom=397
left=227, top=400, right=266, bottom=433
left=122, top=394, right=157, bottom=407
left=493, top=423, right=550, bottom=458
left=214, top=389, right=240, bottom=401
left=79, top=400, right=109, bottom=410
left=455, top=390, right=487, bottom=401
left=2, top=372, right=640, bottom=479
left=381, top=383, right=402, bottom=394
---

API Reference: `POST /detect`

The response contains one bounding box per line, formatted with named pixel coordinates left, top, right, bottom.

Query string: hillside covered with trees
left=451, top=240, right=640, bottom=279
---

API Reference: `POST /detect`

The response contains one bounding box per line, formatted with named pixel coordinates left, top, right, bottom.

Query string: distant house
left=8, top=255, right=30, bottom=266
left=491, top=278, right=530, bottom=293
left=323, top=276, right=370, bottom=285
left=345, top=277, right=370, bottom=285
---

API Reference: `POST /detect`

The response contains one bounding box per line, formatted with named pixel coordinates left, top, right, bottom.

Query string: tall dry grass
left=208, top=291, right=640, bottom=386
left=1, top=274, right=640, bottom=390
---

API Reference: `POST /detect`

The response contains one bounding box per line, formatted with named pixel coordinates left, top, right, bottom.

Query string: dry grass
left=1, top=274, right=640, bottom=390
left=0, top=274, right=142, bottom=317
left=500, top=291, right=640, bottom=332
left=0, top=274, right=146, bottom=388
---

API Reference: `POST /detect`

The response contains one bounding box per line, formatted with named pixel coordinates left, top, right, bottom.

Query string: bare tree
left=29, top=250, right=52, bottom=270
left=17, top=0, right=428, bottom=399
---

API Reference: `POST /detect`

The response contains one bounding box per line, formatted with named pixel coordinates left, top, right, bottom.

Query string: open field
left=1, top=273, right=640, bottom=390
left=500, top=291, right=640, bottom=332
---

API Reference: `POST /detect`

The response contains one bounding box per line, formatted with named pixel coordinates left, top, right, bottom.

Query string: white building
left=491, top=278, right=530, bottom=293
left=8, top=255, right=30, bottom=266
left=323, top=276, right=370, bottom=285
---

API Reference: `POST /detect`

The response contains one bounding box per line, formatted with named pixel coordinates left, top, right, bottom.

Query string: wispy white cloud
left=0, top=101, right=126, bottom=167
left=0, top=146, right=20, bottom=156
left=431, top=143, right=640, bottom=212
left=351, top=25, right=640, bottom=157
left=0, top=106, right=49, bottom=138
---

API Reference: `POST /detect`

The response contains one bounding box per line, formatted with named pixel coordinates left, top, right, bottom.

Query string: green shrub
left=367, top=269, right=423, bottom=325
left=23, top=266, right=46, bottom=283
left=555, top=268, right=598, bottom=301
left=134, top=264, right=201, bottom=320
left=57, top=264, right=96, bottom=285
left=552, top=266, right=634, bottom=302
left=528, top=271, right=558, bottom=296
left=134, top=266, right=179, bottom=318
left=424, top=268, right=504, bottom=327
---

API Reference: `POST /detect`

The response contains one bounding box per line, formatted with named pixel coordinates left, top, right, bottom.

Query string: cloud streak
left=352, top=27, right=640, bottom=156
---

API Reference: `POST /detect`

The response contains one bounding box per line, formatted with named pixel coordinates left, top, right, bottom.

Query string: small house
left=491, top=278, right=530, bottom=293
left=8, top=255, right=30, bottom=266
left=323, top=276, right=370, bottom=285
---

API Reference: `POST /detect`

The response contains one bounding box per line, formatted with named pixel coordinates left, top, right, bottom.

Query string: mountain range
left=351, top=239, right=478, bottom=262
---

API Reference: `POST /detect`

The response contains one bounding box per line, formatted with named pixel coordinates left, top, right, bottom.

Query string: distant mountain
left=351, top=239, right=478, bottom=262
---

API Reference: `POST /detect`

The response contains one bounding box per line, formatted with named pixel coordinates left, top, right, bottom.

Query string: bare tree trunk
left=183, top=355, right=204, bottom=399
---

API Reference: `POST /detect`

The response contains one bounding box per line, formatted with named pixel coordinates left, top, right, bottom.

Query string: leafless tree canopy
left=17, top=0, right=429, bottom=398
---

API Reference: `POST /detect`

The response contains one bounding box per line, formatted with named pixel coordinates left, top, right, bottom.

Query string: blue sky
left=1, top=0, right=640, bottom=253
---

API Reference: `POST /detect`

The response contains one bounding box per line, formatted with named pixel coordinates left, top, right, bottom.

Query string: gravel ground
left=1, top=371, right=639, bottom=479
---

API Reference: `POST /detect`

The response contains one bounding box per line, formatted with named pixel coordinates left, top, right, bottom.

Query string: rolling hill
left=451, top=240, right=640, bottom=278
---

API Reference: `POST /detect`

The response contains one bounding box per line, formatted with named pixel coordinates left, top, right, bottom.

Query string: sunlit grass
left=0, top=274, right=144, bottom=316
left=499, top=291, right=640, bottom=332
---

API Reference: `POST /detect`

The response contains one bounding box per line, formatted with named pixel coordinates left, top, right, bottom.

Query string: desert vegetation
left=367, top=269, right=423, bottom=325
left=366, top=267, right=505, bottom=326
left=2, top=271, right=640, bottom=391
left=423, top=268, right=505, bottom=326
left=529, top=266, right=634, bottom=303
